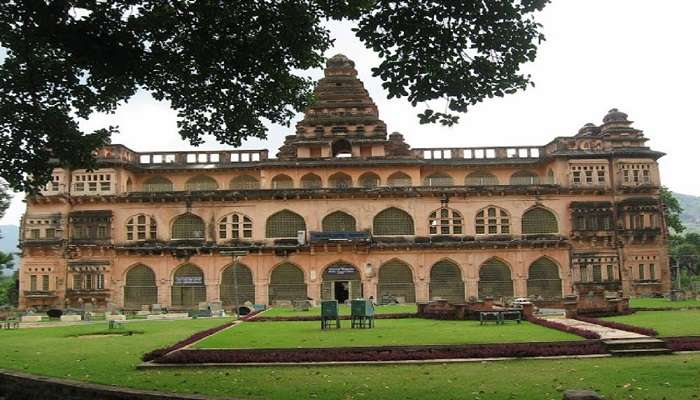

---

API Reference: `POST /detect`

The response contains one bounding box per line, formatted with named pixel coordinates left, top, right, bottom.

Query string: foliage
left=0, top=181, right=9, bottom=223
left=0, top=271, right=18, bottom=306
left=669, top=232, right=700, bottom=276
left=142, top=320, right=235, bottom=362
left=0, top=250, right=14, bottom=272
left=665, top=336, right=700, bottom=352
left=661, top=187, right=685, bottom=234
left=0, top=1, right=548, bottom=191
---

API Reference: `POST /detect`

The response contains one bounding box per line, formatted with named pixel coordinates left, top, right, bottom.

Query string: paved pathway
left=544, top=316, right=647, bottom=340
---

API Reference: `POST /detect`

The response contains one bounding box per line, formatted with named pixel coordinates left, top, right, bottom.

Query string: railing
left=414, top=146, right=544, bottom=160
left=23, top=290, right=57, bottom=298
left=137, top=150, right=268, bottom=165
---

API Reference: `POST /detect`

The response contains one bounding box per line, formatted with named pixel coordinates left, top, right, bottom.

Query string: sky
left=2, top=0, right=699, bottom=226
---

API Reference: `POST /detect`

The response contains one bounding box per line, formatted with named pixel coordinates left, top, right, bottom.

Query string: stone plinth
left=20, top=315, right=42, bottom=323
left=106, top=314, right=126, bottom=321
left=146, top=313, right=189, bottom=320
left=60, top=315, right=82, bottom=322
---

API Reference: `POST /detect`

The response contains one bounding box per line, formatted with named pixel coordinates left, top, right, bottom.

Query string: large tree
left=0, top=0, right=548, bottom=192
left=660, top=187, right=685, bottom=234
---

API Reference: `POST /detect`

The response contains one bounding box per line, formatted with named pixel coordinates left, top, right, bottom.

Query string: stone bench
left=60, top=315, right=82, bottom=322
left=146, top=313, right=189, bottom=320
left=20, top=315, right=43, bottom=323
left=106, top=314, right=126, bottom=321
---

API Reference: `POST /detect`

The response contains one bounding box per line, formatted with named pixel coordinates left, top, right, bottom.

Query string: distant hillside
left=675, top=193, right=700, bottom=233
left=0, top=224, right=20, bottom=274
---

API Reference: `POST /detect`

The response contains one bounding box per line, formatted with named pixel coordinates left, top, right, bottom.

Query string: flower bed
left=249, top=313, right=417, bottom=322
left=663, top=336, right=700, bottom=352
left=528, top=317, right=601, bottom=340
left=574, top=315, right=658, bottom=336
left=142, top=321, right=235, bottom=362
left=151, top=340, right=606, bottom=364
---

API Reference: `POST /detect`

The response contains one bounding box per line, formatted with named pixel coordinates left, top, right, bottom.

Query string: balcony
left=414, top=146, right=543, bottom=160
left=23, top=290, right=57, bottom=298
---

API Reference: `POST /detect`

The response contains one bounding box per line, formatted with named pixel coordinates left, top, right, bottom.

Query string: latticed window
left=387, top=172, right=412, bottom=187
left=230, top=175, right=260, bottom=190
left=429, top=207, right=463, bottom=235
left=475, top=207, right=510, bottom=235
left=171, top=264, right=206, bottom=308
left=218, top=213, right=253, bottom=240
left=266, top=210, right=306, bottom=238
left=171, top=214, right=206, bottom=240
left=220, top=264, right=255, bottom=306
left=527, top=257, right=562, bottom=299
left=423, top=173, right=454, bottom=186
left=269, top=263, right=307, bottom=304
left=478, top=259, right=514, bottom=299
left=329, top=173, right=352, bottom=188
left=606, top=265, right=615, bottom=281
left=124, top=264, right=157, bottom=309
left=143, top=176, right=173, bottom=192
left=429, top=261, right=464, bottom=303
left=70, top=212, right=111, bottom=240
left=465, top=171, right=499, bottom=186
left=359, top=173, right=380, bottom=188
left=271, top=174, right=294, bottom=189
left=378, top=260, right=415, bottom=303
left=521, top=207, right=558, bottom=234
left=185, top=175, right=219, bottom=191
left=373, top=207, right=414, bottom=235
left=510, top=170, right=540, bottom=185
left=126, top=214, right=157, bottom=241
left=592, top=265, right=602, bottom=282
left=579, top=265, right=589, bottom=282
left=300, top=173, right=322, bottom=189
left=573, top=214, right=612, bottom=231
left=322, top=211, right=357, bottom=232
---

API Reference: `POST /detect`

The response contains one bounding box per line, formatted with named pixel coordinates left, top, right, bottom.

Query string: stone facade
left=18, top=54, right=670, bottom=311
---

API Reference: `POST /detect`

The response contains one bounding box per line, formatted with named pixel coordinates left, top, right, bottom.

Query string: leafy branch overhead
left=0, top=0, right=548, bottom=191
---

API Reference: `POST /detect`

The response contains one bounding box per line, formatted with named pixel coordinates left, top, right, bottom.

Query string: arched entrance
left=268, top=263, right=307, bottom=305
left=220, top=264, right=255, bottom=307
left=478, top=258, right=514, bottom=300
left=171, top=264, right=206, bottom=308
left=527, top=257, right=563, bottom=299
left=321, top=263, right=361, bottom=303
left=429, top=260, right=464, bottom=303
left=124, top=264, right=157, bottom=309
left=377, top=260, right=415, bottom=304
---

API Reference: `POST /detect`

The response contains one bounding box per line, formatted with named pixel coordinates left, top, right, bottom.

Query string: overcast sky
left=2, top=0, right=699, bottom=226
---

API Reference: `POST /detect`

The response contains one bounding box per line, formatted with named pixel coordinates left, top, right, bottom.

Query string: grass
left=194, top=319, right=579, bottom=349
left=602, top=310, right=700, bottom=337
left=629, top=298, right=700, bottom=309
left=261, top=303, right=417, bottom=317
left=1, top=318, right=700, bottom=399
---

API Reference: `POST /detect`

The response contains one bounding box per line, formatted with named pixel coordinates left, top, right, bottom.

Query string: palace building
left=18, top=54, right=670, bottom=311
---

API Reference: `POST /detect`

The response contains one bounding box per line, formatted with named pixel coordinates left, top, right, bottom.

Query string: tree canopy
left=660, top=187, right=685, bottom=234
left=0, top=0, right=548, bottom=192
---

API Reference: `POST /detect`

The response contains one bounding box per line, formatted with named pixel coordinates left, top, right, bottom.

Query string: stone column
left=255, top=280, right=268, bottom=305
left=415, top=279, right=429, bottom=303
left=363, top=279, right=377, bottom=301
left=466, top=279, right=478, bottom=300
left=307, top=282, right=321, bottom=305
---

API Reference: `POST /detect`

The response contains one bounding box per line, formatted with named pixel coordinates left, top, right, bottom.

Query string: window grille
left=429, top=261, right=464, bottom=303
left=70, top=214, right=111, bottom=240
left=143, top=176, right=174, bottom=192
left=526, top=258, right=561, bottom=299
left=475, top=206, right=510, bottom=235
left=30, top=275, right=37, bottom=291
left=359, top=173, right=380, bottom=188
left=300, top=173, right=322, bottom=189
left=429, top=207, right=463, bottom=235
left=378, top=261, right=415, bottom=303
left=521, top=207, right=558, bottom=234
left=373, top=207, right=414, bottom=235
left=423, top=173, right=454, bottom=187
left=126, top=214, right=157, bottom=241
left=269, top=263, right=307, bottom=304
left=185, top=176, right=219, bottom=191
left=478, top=259, right=513, bottom=299
left=271, top=174, right=294, bottom=189
left=329, top=173, right=352, bottom=188
left=171, top=264, right=206, bottom=307
left=229, top=175, right=260, bottom=190
left=124, top=264, right=157, bottom=309
left=171, top=214, right=206, bottom=240
left=650, top=264, right=656, bottom=280
left=606, top=265, right=615, bottom=281
left=387, top=172, right=412, bottom=187
left=580, top=265, right=589, bottom=282
left=638, top=264, right=645, bottom=280
left=266, top=210, right=306, bottom=238
left=592, top=265, right=602, bottom=282
left=218, top=213, right=253, bottom=240
left=41, top=275, right=49, bottom=291
left=322, top=211, right=357, bottom=232
left=220, top=264, right=255, bottom=306
left=509, top=170, right=540, bottom=185
left=465, top=171, right=499, bottom=186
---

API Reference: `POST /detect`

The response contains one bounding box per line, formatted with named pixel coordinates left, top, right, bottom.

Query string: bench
left=479, top=310, right=522, bottom=325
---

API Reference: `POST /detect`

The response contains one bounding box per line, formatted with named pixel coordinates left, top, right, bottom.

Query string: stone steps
left=603, top=338, right=671, bottom=356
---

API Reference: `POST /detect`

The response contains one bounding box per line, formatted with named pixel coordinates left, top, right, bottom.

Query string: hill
left=675, top=193, right=700, bottom=233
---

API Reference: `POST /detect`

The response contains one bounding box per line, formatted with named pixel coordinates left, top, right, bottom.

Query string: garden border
left=573, top=315, right=659, bottom=336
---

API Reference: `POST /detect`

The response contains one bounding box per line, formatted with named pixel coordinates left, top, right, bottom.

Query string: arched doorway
left=378, top=260, right=415, bottom=304
left=171, top=264, right=206, bottom=308
left=429, top=260, right=465, bottom=303
left=268, top=263, right=307, bottom=305
left=220, top=264, right=255, bottom=307
left=332, top=139, right=352, bottom=157
left=321, top=262, right=361, bottom=303
left=527, top=257, right=563, bottom=299
left=478, top=259, right=514, bottom=300
left=124, top=264, right=157, bottom=309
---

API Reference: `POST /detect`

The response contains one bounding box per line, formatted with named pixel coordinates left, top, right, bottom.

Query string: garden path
left=543, top=316, right=647, bottom=340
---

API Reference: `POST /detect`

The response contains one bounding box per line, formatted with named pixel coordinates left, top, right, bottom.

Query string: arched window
left=527, top=257, right=562, bottom=299
left=171, top=264, right=206, bottom=307
left=269, top=263, right=307, bottom=304
left=220, top=264, right=255, bottom=306
left=465, top=171, right=499, bottom=186
left=266, top=210, right=306, bottom=238
left=300, top=173, right=322, bottom=189
left=124, top=264, right=157, bottom=309
left=185, top=175, right=219, bottom=191
left=423, top=172, right=454, bottom=187
left=218, top=213, right=253, bottom=240
left=429, top=260, right=464, bottom=303
left=429, top=207, right=463, bottom=235
left=143, top=176, right=173, bottom=192
left=321, top=262, right=361, bottom=302
left=510, top=170, right=540, bottom=185
left=329, top=172, right=352, bottom=188
left=522, top=207, right=558, bottom=234
left=378, top=260, right=415, bottom=303
left=171, top=213, right=206, bottom=240
left=475, top=206, right=510, bottom=235
left=373, top=207, right=415, bottom=235
left=358, top=172, right=380, bottom=188
left=387, top=172, right=412, bottom=187
left=126, top=214, right=157, bottom=241
left=322, top=211, right=357, bottom=232
left=230, top=175, right=260, bottom=190
left=332, top=139, right=352, bottom=157
left=478, top=259, right=513, bottom=299
left=271, top=174, right=294, bottom=189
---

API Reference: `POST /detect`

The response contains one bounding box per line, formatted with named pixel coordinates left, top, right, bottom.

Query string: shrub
left=574, top=316, right=658, bottom=336
left=142, top=321, right=235, bottom=362
left=665, top=336, right=700, bottom=352
left=250, top=313, right=417, bottom=322
left=528, top=316, right=601, bottom=339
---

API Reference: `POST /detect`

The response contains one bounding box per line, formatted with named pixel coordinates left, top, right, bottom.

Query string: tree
left=0, top=1, right=549, bottom=192
left=660, top=186, right=685, bottom=234
left=0, top=251, right=14, bottom=273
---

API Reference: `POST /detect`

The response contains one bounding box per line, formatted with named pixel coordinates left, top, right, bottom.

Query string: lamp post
left=221, top=250, right=249, bottom=319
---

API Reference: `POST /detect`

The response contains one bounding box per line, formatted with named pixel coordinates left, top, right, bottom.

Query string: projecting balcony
left=23, top=290, right=58, bottom=298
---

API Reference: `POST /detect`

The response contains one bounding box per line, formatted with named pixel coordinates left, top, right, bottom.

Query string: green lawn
left=629, top=298, right=700, bottom=309
left=603, top=310, right=700, bottom=336
left=195, top=319, right=578, bottom=349
left=261, top=303, right=417, bottom=317
left=1, top=318, right=700, bottom=399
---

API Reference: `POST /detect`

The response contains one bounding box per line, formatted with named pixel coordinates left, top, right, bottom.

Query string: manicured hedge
left=250, top=313, right=417, bottom=322
left=574, top=316, right=658, bottom=337
left=528, top=317, right=601, bottom=340
left=663, top=336, right=700, bottom=352
left=153, top=340, right=606, bottom=364
left=142, top=321, right=235, bottom=362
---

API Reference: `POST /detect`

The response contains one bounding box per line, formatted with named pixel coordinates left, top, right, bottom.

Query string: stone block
left=136, top=310, right=151, bottom=316
left=20, top=315, right=42, bottom=323
left=563, top=389, right=604, bottom=399
left=146, top=313, right=189, bottom=320
left=106, top=314, right=126, bottom=321
left=60, top=315, right=82, bottom=322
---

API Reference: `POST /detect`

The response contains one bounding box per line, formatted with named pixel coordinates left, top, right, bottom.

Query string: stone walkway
left=544, top=316, right=647, bottom=340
